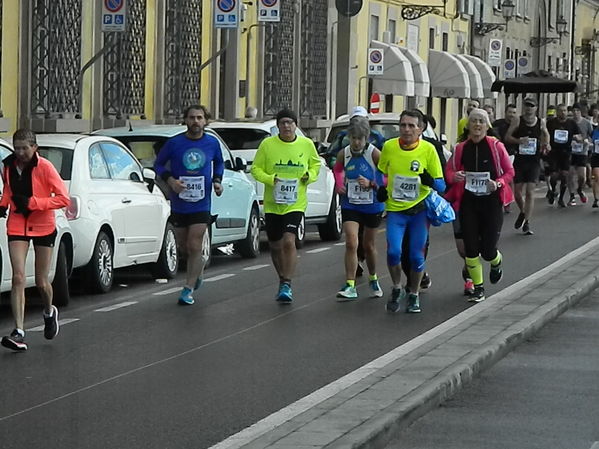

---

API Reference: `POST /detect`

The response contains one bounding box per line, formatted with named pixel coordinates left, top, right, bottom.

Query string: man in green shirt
left=251, top=108, right=321, bottom=302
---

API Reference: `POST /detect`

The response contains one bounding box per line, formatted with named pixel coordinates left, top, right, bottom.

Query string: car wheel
left=295, top=214, right=305, bottom=249
left=202, top=226, right=212, bottom=268
left=87, top=231, right=114, bottom=294
left=52, top=242, right=70, bottom=307
left=150, top=223, right=178, bottom=279
left=235, top=207, right=260, bottom=258
left=318, top=194, right=342, bottom=241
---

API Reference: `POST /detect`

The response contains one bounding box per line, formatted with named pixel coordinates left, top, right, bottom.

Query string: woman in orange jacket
left=0, top=129, right=70, bottom=352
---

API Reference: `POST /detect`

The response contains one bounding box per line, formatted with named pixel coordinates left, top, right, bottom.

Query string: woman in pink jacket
left=0, top=129, right=70, bottom=352
left=445, top=109, right=514, bottom=303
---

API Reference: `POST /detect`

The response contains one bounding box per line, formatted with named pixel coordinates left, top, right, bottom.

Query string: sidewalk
left=211, top=237, right=599, bottom=449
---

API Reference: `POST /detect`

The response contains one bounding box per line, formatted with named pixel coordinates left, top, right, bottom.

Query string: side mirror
left=440, top=134, right=448, bottom=145
left=235, top=156, right=248, bottom=172
left=224, top=160, right=233, bottom=170
left=142, top=168, right=156, bottom=193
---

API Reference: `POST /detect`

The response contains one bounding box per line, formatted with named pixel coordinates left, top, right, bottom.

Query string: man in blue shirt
left=154, top=105, right=224, bottom=305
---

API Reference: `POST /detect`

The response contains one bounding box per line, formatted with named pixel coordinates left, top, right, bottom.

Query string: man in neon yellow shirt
left=377, top=110, right=445, bottom=313
left=251, top=108, right=321, bottom=302
left=457, top=99, right=480, bottom=141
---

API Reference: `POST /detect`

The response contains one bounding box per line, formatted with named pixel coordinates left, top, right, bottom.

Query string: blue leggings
left=386, top=210, right=429, bottom=272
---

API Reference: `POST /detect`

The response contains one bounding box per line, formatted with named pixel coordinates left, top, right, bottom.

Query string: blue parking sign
left=103, top=14, right=113, bottom=24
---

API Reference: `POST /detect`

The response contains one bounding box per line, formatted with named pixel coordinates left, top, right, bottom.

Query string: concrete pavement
left=211, top=236, right=599, bottom=449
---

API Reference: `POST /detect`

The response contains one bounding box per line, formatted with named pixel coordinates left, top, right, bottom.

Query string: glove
left=376, top=186, right=388, bottom=203
left=0, top=206, right=6, bottom=218
left=419, top=169, right=435, bottom=188
left=12, top=194, right=31, bottom=216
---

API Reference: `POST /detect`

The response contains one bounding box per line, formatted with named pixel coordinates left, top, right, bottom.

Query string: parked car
left=34, top=134, right=178, bottom=293
left=92, top=126, right=261, bottom=266
left=0, top=138, right=73, bottom=305
left=209, top=119, right=342, bottom=245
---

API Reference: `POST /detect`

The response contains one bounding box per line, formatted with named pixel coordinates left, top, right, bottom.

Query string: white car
left=209, top=119, right=342, bottom=244
left=34, top=134, right=178, bottom=294
left=92, top=126, right=261, bottom=266
left=0, top=139, right=73, bottom=305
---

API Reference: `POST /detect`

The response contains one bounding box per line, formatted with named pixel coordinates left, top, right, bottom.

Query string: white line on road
left=153, top=287, right=181, bottom=296
left=204, top=274, right=235, bottom=282
left=243, top=264, right=270, bottom=271
left=94, top=301, right=138, bottom=312
left=305, top=247, right=331, bottom=254
left=589, top=442, right=599, bottom=449
left=334, top=242, right=345, bottom=246
left=27, top=318, right=80, bottom=332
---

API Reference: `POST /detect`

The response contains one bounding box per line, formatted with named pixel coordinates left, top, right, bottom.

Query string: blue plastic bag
left=424, top=190, right=455, bottom=227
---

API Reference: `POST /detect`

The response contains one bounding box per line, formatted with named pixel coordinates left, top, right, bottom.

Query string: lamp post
left=474, top=0, right=516, bottom=35
left=530, top=16, right=568, bottom=47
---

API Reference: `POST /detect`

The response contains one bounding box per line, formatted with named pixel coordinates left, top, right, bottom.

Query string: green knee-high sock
left=490, top=251, right=502, bottom=267
left=465, top=256, right=484, bottom=286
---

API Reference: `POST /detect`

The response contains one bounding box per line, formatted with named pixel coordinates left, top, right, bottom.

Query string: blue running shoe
left=369, top=279, right=384, bottom=298
left=178, top=287, right=194, bottom=305
left=406, top=293, right=421, bottom=313
left=194, top=277, right=203, bottom=291
left=276, top=283, right=293, bottom=303
left=336, top=284, right=358, bottom=301
left=386, top=288, right=402, bottom=313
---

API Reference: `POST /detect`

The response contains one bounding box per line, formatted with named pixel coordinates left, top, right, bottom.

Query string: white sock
left=16, top=328, right=25, bottom=337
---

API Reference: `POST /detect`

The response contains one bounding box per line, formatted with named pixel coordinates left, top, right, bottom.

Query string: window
left=385, top=94, right=393, bottom=112
left=215, top=128, right=270, bottom=150
left=370, top=15, right=379, bottom=42
left=442, top=32, right=448, bottom=51
left=517, top=0, right=524, bottom=16
left=89, top=144, right=110, bottom=179
left=429, top=27, right=435, bottom=49
left=100, top=142, right=143, bottom=181
left=388, top=19, right=397, bottom=44
left=37, top=147, right=74, bottom=180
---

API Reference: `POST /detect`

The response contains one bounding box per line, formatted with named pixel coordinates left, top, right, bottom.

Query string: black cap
left=523, top=97, right=538, bottom=107
left=276, top=108, right=298, bottom=124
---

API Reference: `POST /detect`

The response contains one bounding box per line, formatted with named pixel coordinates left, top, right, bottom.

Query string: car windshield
left=37, top=147, right=74, bottom=180
left=0, top=144, right=12, bottom=160
left=109, top=137, right=169, bottom=168
left=211, top=128, right=270, bottom=150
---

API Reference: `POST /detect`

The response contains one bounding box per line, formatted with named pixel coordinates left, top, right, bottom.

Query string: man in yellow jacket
left=251, top=108, right=321, bottom=302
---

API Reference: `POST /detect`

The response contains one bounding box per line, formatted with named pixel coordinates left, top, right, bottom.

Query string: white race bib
left=594, top=140, right=599, bottom=154
left=178, top=176, right=205, bottom=202
left=347, top=179, right=374, bottom=204
left=554, top=129, right=569, bottom=144
left=465, top=172, right=490, bottom=195
left=572, top=142, right=586, bottom=155
left=518, top=138, right=537, bottom=156
left=392, top=175, right=419, bottom=202
left=274, top=178, right=299, bottom=204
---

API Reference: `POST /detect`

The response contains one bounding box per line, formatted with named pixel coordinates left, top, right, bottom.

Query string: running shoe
left=468, top=286, right=486, bottom=303
left=490, top=263, right=503, bottom=284
left=194, top=277, right=203, bottom=291
left=276, top=283, right=293, bottom=303
left=1, top=330, right=27, bottom=352
left=464, top=279, right=475, bottom=296
left=593, top=200, right=599, bottom=208
left=558, top=199, right=566, bottom=208
left=355, top=261, right=364, bottom=277
left=369, top=279, right=384, bottom=298
left=514, top=212, right=525, bottom=230
left=178, top=287, right=194, bottom=305
left=568, top=195, right=577, bottom=206
left=385, top=288, right=402, bottom=313
left=43, top=305, right=59, bottom=340
left=336, top=284, right=358, bottom=301
left=522, top=220, right=534, bottom=235
left=547, top=190, right=555, bottom=205
left=503, top=205, right=511, bottom=214
left=406, top=294, right=421, bottom=313
left=420, top=272, right=432, bottom=290
left=579, top=189, right=588, bottom=204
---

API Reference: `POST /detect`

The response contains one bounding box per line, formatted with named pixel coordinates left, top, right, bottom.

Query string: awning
left=397, top=47, right=430, bottom=97
left=454, top=54, right=484, bottom=99
left=369, top=40, right=415, bottom=96
left=462, top=55, right=497, bottom=98
left=427, top=50, right=470, bottom=98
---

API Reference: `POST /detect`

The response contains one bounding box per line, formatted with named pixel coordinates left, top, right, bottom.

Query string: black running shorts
left=265, top=211, right=304, bottom=241
left=341, top=209, right=383, bottom=228
left=170, top=211, right=212, bottom=227
left=8, top=229, right=57, bottom=247
left=513, top=158, right=540, bottom=184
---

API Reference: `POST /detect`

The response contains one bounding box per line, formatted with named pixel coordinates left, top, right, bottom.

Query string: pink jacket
left=445, top=136, right=514, bottom=212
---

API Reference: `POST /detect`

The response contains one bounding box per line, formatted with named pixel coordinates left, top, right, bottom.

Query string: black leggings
left=459, top=194, right=503, bottom=261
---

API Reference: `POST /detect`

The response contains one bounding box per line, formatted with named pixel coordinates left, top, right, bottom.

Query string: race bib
left=572, top=142, right=585, bottom=155
left=347, top=179, right=374, bottom=204
left=178, top=176, right=205, bottom=202
left=465, top=172, right=490, bottom=195
left=274, top=178, right=299, bottom=204
left=518, top=138, right=537, bottom=156
left=594, top=140, right=599, bottom=154
left=554, top=129, right=569, bottom=144
left=392, top=175, right=419, bottom=202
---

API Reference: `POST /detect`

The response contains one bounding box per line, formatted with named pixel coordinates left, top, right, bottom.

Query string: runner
left=457, top=99, right=480, bottom=141
left=446, top=109, right=514, bottom=303
left=569, top=103, right=593, bottom=205
left=493, top=103, right=519, bottom=214
left=505, top=97, right=550, bottom=235
left=377, top=109, right=445, bottom=313
left=154, top=104, right=224, bottom=305
left=0, top=129, right=70, bottom=352
left=251, top=108, right=321, bottom=303
left=590, top=125, right=599, bottom=208
left=333, top=117, right=385, bottom=300
left=546, top=104, right=580, bottom=208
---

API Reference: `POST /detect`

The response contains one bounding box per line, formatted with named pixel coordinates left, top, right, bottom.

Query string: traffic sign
left=488, top=38, right=502, bottom=67
left=370, top=93, right=381, bottom=113
left=102, top=0, right=127, bottom=32
left=258, top=0, right=280, bottom=22
left=214, top=0, right=239, bottom=29
left=367, top=48, right=384, bottom=75
left=504, top=59, right=516, bottom=78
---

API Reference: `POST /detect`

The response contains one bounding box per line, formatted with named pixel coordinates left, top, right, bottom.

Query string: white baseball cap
left=349, top=106, right=368, bottom=118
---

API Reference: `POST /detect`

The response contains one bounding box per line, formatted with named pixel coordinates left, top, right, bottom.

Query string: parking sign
left=215, top=0, right=239, bottom=29
left=258, top=0, right=280, bottom=22
left=102, top=0, right=127, bottom=32
left=368, top=49, right=384, bottom=75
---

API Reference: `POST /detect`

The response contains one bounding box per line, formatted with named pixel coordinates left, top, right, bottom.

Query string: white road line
left=27, top=318, right=80, bottom=332
left=153, top=287, right=181, bottom=296
left=243, top=264, right=270, bottom=271
left=305, top=247, right=331, bottom=254
left=590, top=442, right=599, bottom=449
left=94, top=301, right=138, bottom=312
left=334, top=242, right=345, bottom=246
left=204, top=273, right=235, bottom=282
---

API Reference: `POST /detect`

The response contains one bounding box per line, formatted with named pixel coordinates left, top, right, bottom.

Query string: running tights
left=386, top=210, right=429, bottom=271
left=459, top=194, right=503, bottom=261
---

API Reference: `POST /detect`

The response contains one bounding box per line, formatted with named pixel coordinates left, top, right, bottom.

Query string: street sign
left=488, top=38, right=502, bottom=67
left=102, top=0, right=127, bottom=32
left=504, top=59, right=516, bottom=78
left=367, top=48, right=384, bottom=76
left=258, top=0, right=280, bottom=22
left=518, top=56, right=530, bottom=75
left=214, top=0, right=239, bottom=29
left=370, top=93, right=381, bottom=113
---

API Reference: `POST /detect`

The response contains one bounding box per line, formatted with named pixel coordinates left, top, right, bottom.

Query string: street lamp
left=401, top=0, right=447, bottom=20
left=474, top=0, right=516, bottom=35
left=530, top=15, right=568, bottom=47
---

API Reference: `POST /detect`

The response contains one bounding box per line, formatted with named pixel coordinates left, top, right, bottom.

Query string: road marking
left=334, top=242, right=345, bottom=246
left=243, top=264, right=270, bottom=271
left=305, top=247, right=331, bottom=254
left=27, top=318, right=80, bottom=332
left=204, top=273, right=235, bottom=282
left=94, top=301, right=138, bottom=312
left=590, top=442, right=599, bottom=449
left=153, top=287, right=181, bottom=296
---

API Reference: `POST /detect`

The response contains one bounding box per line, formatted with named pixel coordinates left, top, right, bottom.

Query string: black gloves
left=12, top=194, right=31, bottom=216
left=419, top=169, right=435, bottom=188
left=376, top=186, right=388, bottom=203
left=0, top=206, right=6, bottom=218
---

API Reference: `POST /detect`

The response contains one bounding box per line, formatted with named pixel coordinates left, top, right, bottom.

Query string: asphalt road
left=1, top=193, right=599, bottom=449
